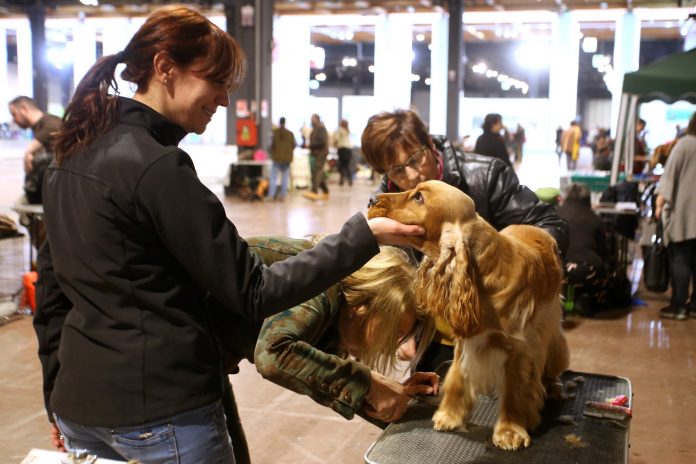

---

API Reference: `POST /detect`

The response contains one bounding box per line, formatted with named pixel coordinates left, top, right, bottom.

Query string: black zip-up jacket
left=374, top=135, right=568, bottom=255
left=34, top=97, right=379, bottom=427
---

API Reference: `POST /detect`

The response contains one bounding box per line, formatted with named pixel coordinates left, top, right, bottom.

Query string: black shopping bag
left=643, top=220, right=670, bottom=293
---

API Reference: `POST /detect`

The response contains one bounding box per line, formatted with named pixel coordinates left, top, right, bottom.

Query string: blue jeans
left=268, top=162, right=290, bottom=199
left=668, top=238, right=696, bottom=308
left=54, top=400, right=235, bottom=463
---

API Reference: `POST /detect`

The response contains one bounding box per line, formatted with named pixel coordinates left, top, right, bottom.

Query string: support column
left=258, top=0, right=273, bottom=151
left=446, top=0, right=463, bottom=142
left=72, top=16, right=96, bottom=91
left=374, top=14, right=413, bottom=111
left=28, top=3, right=47, bottom=111
left=224, top=2, right=237, bottom=146
left=271, top=16, right=310, bottom=140
left=16, top=19, right=33, bottom=99
left=0, top=26, right=7, bottom=121
left=549, top=12, right=580, bottom=145
left=226, top=0, right=273, bottom=150
left=429, top=13, right=448, bottom=135
left=610, top=11, right=641, bottom=136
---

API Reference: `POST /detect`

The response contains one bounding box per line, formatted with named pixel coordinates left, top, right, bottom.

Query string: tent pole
left=625, top=95, right=638, bottom=181
left=611, top=93, right=629, bottom=185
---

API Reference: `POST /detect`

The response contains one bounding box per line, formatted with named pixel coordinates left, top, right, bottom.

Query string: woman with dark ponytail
left=34, top=6, right=423, bottom=463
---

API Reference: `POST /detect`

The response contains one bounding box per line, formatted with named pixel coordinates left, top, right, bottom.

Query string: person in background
left=557, top=183, right=609, bottom=314
left=335, top=119, right=353, bottom=187
left=302, top=113, right=330, bottom=201
left=8, top=96, right=62, bottom=249
left=267, top=116, right=296, bottom=202
left=214, top=239, right=439, bottom=463
left=8, top=96, right=61, bottom=204
left=591, top=128, right=612, bottom=170
left=474, top=113, right=511, bottom=167
left=655, top=111, right=696, bottom=321
left=34, top=7, right=423, bottom=463
left=513, top=123, right=526, bottom=163
left=555, top=125, right=564, bottom=159
left=361, top=109, right=568, bottom=372
left=561, top=120, right=582, bottom=170
left=634, top=118, right=648, bottom=175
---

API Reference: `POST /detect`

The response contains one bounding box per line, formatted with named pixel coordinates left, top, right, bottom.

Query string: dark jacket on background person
left=34, top=97, right=379, bottom=427
left=474, top=131, right=512, bottom=167
left=557, top=198, right=607, bottom=269
left=309, top=123, right=329, bottom=157
left=374, top=135, right=568, bottom=255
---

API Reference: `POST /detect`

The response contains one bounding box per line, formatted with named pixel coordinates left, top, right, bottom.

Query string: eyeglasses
left=385, top=147, right=429, bottom=181
left=396, top=319, right=424, bottom=347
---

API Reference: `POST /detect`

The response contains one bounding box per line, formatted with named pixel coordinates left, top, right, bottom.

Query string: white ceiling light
left=472, top=62, right=487, bottom=74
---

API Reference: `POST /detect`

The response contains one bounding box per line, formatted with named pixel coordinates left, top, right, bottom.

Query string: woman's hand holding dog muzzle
left=366, top=217, right=425, bottom=248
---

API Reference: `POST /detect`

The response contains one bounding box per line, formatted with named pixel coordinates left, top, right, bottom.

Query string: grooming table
left=365, top=370, right=631, bottom=464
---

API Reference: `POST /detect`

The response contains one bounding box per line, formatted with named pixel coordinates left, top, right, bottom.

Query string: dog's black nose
left=368, top=193, right=379, bottom=208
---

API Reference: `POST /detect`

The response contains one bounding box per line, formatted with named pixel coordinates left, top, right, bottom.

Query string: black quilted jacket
left=373, top=135, right=569, bottom=255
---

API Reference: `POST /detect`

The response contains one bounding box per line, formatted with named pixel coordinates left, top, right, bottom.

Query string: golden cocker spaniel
left=368, top=180, right=569, bottom=450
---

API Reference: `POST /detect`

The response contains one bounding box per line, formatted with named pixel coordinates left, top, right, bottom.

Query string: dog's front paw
left=432, top=410, right=465, bottom=432
left=492, top=421, right=531, bottom=450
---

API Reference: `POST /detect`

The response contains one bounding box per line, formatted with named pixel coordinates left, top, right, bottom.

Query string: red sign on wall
left=236, top=119, right=257, bottom=148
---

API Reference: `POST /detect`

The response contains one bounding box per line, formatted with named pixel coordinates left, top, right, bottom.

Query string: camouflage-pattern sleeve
left=253, top=280, right=371, bottom=419
left=248, top=236, right=372, bottom=419
left=249, top=243, right=370, bottom=419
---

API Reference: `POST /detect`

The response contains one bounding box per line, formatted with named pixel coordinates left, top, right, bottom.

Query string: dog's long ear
left=415, top=228, right=480, bottom=338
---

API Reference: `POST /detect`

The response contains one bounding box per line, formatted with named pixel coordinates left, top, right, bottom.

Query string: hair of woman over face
left=52, top=5, right=246, bottom=162
left=687, top=111, right=696, bottom=136
left=360, top=109, right=434, bottom=175
left=338, top=246, right=435, bottom=374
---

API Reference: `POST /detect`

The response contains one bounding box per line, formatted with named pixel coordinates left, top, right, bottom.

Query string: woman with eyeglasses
left=361, top=109, right=569, bottom=372
left=212, top=237, right=438, bottom=462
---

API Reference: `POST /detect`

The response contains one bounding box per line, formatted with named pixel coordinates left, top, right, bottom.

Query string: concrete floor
left=0, top=140, right=694, bottom=463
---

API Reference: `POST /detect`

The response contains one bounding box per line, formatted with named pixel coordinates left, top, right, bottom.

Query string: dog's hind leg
left=543, top=328, right=569, bottom=400
left=432, top=343, right=474, bottom=431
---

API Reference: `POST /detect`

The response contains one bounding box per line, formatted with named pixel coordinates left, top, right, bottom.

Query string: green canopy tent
left=610, top=48, right=696, bottom=184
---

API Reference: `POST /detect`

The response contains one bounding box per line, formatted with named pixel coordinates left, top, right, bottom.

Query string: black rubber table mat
left=365, top=370, right=631, bottom=464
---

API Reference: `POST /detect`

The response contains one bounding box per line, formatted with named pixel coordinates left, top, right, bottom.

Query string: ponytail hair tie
left=114, top=51, right=126, bottom=62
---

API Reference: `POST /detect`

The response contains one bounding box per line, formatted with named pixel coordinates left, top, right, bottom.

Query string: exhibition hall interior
left=0, top=1, right=695, bottom=463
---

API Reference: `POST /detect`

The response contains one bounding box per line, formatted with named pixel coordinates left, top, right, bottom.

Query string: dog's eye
left=412, top=191, right=424, bottom=203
